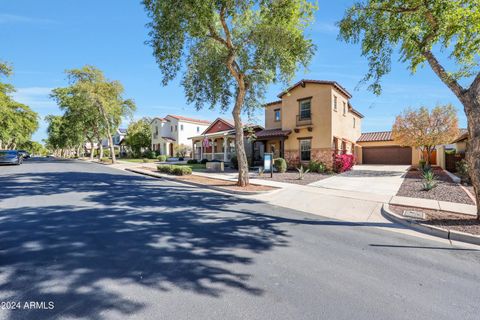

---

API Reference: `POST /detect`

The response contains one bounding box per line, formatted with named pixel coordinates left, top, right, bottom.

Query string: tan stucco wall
left=264, top=103, right=282, bottom=130
left=330, top=87, right=362, bottom=144
left=455, top=141, right=467, bottom=153
left=278, top=83, right=334, bottom=151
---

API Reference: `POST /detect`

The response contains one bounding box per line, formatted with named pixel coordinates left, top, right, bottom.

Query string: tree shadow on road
left=0, top=163, right=406, bottom=319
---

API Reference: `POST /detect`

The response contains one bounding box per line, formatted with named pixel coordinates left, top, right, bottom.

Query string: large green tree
left=51, top=66, right=135, bottom=162
left=143, top=0, right=316, bottom=186
left=125, top=117, right=152, bottom=158
left=338, top=0, right=480, bottom=217
left=0, top=62, right=38, bottom=149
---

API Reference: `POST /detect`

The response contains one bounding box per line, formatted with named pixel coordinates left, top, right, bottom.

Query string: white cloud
left=0, top=13, right=55, bottom=24
left=12, top=87, right=56, bottom=109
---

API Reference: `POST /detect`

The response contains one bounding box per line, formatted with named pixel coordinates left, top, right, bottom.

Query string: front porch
left=190, top=133, right=236, bottom=162
left=251, top=129, right=291, bottom=166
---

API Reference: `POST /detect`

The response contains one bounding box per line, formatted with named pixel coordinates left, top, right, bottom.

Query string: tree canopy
left=338, top=0, right=480, bottom=95
left=0, top=62, right=39, bottom=149
left=143, top=0, right=317, bottom=185
left=125, top=117, right=152, bottom=157
left=50, top=65, right=135, bottom=161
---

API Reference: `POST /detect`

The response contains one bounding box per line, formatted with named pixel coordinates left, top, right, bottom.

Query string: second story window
left=197, top=126, right=200, bottom=133
left=353, top=117, right=356, bottom=128
left=170, top=126, right=173, bottom=132
left=333, top=96, right=337, bottom=111
left=155, top=126, right=158, bottom=135
left=175, top=125, right=178, bottom=131
left=299, top=99, right=311, bottom=120
left=343, top=102, right=347, bottom=116
left=274, top=108, right=281, bottom=122
left=180, top=124, right=184, bottom=131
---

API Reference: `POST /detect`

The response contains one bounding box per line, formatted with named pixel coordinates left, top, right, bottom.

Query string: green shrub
left=157, top=155, right=167, bottom=162
left=230, top=156, right=238, bottom=169
left=101, top=157, right=111, bottom=163
left=456, top=159, right=470, bottom=183
left=147, top=151, right=156, bottom=159
left=187, top=159, right=198, bottom=164
left=200, top=158, right=209, bottom=164
left=142, top=158, right=149, bottom=163
left=157, top=164, right=175, bottom=174
left=171, top=166, right=192, bottom=176
left=422, top=169, right=438, bottom=191
left=274, top=158, right=287, bottom=173
left=308, top=160, right=326, bottom=173
left=103, top=149, right=110, bottom=157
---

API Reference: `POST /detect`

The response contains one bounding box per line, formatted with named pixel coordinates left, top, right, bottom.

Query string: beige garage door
left=362, top=146, right=412, bottom=165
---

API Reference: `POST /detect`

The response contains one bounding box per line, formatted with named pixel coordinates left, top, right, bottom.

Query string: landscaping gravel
left=252, top=171, right=332, bottom=185
left=390, top=205, right=480, bottom=235
left=396, top=167, right=475, bottom=205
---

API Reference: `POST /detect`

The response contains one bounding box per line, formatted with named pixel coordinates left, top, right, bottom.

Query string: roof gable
left=202, top=118, right=235, bottom=135
left=277, top=79, right=352, bottom=99
left=166, top=114, right=211, bottom=125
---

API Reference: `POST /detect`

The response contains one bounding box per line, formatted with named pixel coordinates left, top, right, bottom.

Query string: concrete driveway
left=309, top=165, right=410, bottom=196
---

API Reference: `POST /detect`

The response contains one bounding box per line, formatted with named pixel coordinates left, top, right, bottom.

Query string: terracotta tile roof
left=357, top=131, right=393, bottom=142
left=255, top=129, right=292, bottom=138
left=166, top=114, right=211, bottom=125
left=277, top=79, right=352, bottom=99
left=264, top=100, right=282, bottom=107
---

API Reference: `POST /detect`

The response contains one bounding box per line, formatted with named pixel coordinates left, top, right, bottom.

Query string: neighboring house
left=189, top=118, right=263, bottom=162
left=255, top=79, right=364, bottom=168
left=85, top=128, right=127, bottom=156
left=151, top=115, right=211, bottom=157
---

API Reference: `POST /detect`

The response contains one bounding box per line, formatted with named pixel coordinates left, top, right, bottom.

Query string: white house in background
left=86, top=128, right=127, bottom=155
left=150, top=115, right=211, bottom=157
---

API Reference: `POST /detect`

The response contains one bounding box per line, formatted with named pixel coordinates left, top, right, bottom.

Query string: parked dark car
left=17, top=150, right=30, bottom=159
left=0, top=150, right=23, bottom=165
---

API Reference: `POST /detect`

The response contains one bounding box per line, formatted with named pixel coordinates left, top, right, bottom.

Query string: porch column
left=192, top=140, right=196, bottom=159
left=223, top=137, right=228, bottom=162
left=200, top=139, right=204, bottom=160
left=280, top=138, right=284, bottom=158
left=211, top=138, right=214, bottom=159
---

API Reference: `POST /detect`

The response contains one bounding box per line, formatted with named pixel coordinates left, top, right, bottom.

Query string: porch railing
left=197, top=152, right=232, bottom=162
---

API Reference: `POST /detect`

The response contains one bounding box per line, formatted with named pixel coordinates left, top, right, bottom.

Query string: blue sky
left=0, top=0, right=467, bottom=142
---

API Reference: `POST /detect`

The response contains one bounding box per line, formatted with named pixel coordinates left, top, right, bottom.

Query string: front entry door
left=169, top=144, right=174, bottom=157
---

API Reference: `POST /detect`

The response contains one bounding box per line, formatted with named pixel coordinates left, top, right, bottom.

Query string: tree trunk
left=462, top=95, right=480, bottom=218
left=108, top=135, right=116, bottom=164
left=232, top=86, right=249, bottom=187
left=89, top=139, right=94, bottom=160
left=98, top=140, right=104, bottom=160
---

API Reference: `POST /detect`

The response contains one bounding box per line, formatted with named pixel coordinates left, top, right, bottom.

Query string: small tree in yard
left=338, top=0, right=480, bottom=218
left=392, top=105, right=459, bottom=166
left=125, top=118, right=152, bottom=158
left=143, top=0, right=317, bottom=186
left=175, top=144, right=191, bottom=158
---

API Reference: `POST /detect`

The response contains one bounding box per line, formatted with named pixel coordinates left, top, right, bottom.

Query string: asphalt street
left=0, top=158, right=479, bottom=320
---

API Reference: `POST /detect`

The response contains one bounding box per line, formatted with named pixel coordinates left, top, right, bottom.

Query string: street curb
left=381, top=203, right=480, bottom=246
left=125, top=168, right=277, bottom=196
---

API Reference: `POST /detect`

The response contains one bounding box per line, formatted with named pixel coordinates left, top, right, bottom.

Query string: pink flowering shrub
left=333, top=154, right=354, bottom=173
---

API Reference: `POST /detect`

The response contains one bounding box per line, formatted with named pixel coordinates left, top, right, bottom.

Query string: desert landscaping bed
left=252, top=171, right=332, bottom=185
left=396, top=167, right=475, bottom=205
left=140, top=166, right=276, bottom=192
left=390, top=204, right=480, bottom=235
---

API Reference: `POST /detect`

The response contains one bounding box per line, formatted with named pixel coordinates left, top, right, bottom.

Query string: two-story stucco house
left=151, top=115, right=211, bottom=157
left=255, top=79, right=364, bottom=168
